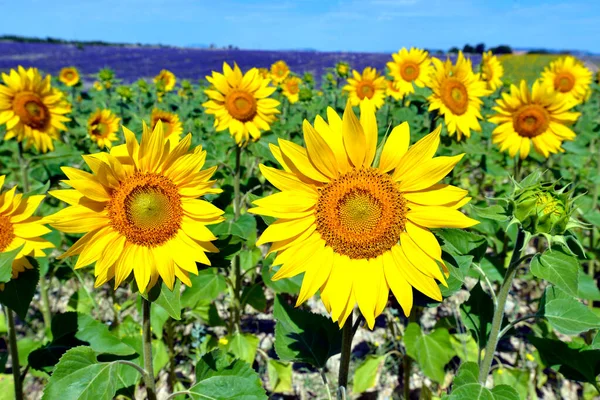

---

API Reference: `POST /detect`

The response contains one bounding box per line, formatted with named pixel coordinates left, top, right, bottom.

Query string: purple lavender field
left=0, top=42, right=482, bottom=83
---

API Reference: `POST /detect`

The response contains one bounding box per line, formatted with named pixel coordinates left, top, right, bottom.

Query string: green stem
left=478, top=228, right=525, bottom=383
left=142, top=298, right=157, bottom=400
left=498, top=314, right=538, bottom=339
left=337, top=313, right=354, bottom=398
left=166, top=319, right=177, bottom=392
left=231, top=145, right=242, bottom=332
left=403, top=308, right=419, bottom=399
left=320, top=369, right=333, bottom=400
left=6, top=308, right=23, bottom=400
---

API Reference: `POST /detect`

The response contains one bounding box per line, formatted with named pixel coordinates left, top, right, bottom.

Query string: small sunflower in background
left=282, top=76, right=302, bottom=104
left=93, top=81, right=103, bottom=91
left=150, top=108, right=183, bottom=142
left=343, top=67, right=387, bottom=109
left=489, top=80, right=580, bottom=159
left=203, top=62, right=280, bottom=145
left=258, top=68, right=270, bottom=79
left=427, top=52, right=490, bottom=140
left=541, top=56, right=592, bottom=106
left=270, top=60, right=290, bottom=84
left=386, top=79, right=403, bottom=101
left=0, top=176, right=54, bottom=283
left=87, top=109, right=120, bottom=149
left=336, top=61, right=350, bottom=78
left=58, top=67, right=80, bottom=87
left=480, top=51, right=504, bottom=91
left=154, top=69, right=177, bottom=92
left=0, top=66, right=71, bottom=153
left=387, top=47, right=432, bottom=96
left=251, top=100, right=478, bottom=329
left=46, top=122, right=225, bottom=293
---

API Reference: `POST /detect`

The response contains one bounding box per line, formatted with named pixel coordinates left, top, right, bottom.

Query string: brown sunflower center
left=0, top=215, right=15, bottom=252
left=400, top=62, right=420, bottom=81
left=513, top=104, right=549, bottom=138
left=315, top=168, right=407, bottom=260
left=287, top=82, right=299, bottom=94
left=90, top=122, right=109, bottom=138
left=356, top=81, right=375, bottom=99
left=154, top=117, right=173, bottom=136
left=64, top=71, right=75, bottom=80
left=554, top=72, right=575, bottom=93
left=107, top=172, right=183, bottom=246
left=12, top=92, right=50, bottom=130
left=440, top=77, right=469, bottom=115
left=225, top=89, right=258, bottom=122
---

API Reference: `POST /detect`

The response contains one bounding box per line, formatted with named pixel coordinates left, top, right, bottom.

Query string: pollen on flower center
left=400, top=62, right=420, bottom=81
left=315, top=168, right=407, bottom=260
left=554, top=72, right=575, bottom=92
left=108, top=172, right=183, bottom=246
left=0, top=215, right=15, bottom=252
left=440, top=77, right=468, bottom=115
left=225, top=89, right=258, bottom=122
left=513, top=104, right=549, bottom=138
left=13, top=92, right=50, bottom=130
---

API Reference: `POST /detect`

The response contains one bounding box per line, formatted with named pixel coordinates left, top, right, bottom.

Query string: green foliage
left=267, top=359, right=292, bottom=393
left=404, top=323, right=456, bottom=383
left=0, top=266, right=39, bottom=318
left=353, top=355, right=386, bottom=393
left=445, top=362, right=520, bottom=400
left=530, top=249, right=580, bottom=297
left=539, top=286, right=600, bottom=335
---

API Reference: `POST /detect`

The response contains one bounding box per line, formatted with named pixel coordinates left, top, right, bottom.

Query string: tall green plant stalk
left=142, top=298, right=157, bottom=400
left=6, top=308, right=23, bottom=400
left=478, top=228, right=525, bottom=383
left=231, top=145, right=243, bottom=332
left=337, top=313, right=354, bottom=399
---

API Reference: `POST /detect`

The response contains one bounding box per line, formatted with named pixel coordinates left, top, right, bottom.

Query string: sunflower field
left=0, top=48, right=599, bottom=400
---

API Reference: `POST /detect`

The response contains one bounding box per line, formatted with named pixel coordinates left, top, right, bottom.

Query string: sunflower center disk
left=400, top=62, right=420, bottom=81
left=108, top=173, right=183, bottom=247
left=513, top=104, right=549, bottom=138
left=315, top=168, right=407, bottom=260
left=13, top=92, right=50, bottom=130
left=440, top=78, right=469, bottom=115
left=357, top=82, right=375, bottom=99
left=554, top=72, right=575, bottom=92
left=0, top=215, right=15, bottom=252
left=225, top=89, right=258, bottom=122
left=91, top=122, right=108, bottom=138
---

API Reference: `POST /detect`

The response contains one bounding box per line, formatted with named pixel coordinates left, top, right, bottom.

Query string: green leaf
left=153, top=281, right=182, bottom=320
left=469, top=204, right=508, bottom=222
left=460, top=282, right=494, bottom=348
left=223, top=333, right=259, bottom=365
left=450, top=333, right=479, bottom=363
left=402, top=323, right=455, bottom=383
left=241, top=283, right=267, bottom=312
left=447, top=362, right=520, bottom=400
left=42, top=346, right=142, bottom=400
left=189, top=350, right=267, bottom=400
left=181, top=268, right=226, bottom=308
left=492, top=367, right=529, bottom=400
left=530, top=250, right=579, bottom=297
left=541, top=286, right=600, bottom=335
left=436, top=229, right=487, bottom=262
left=0, top=374, right=14, bottom=400
left=0, top=266, right=39, bottom=318
left=273, top=295, right=342, bottom=368
left=578, top=272, right=600, bottom=301
left=212, top=214, right=257, bottom=240
left=261, top=263, right=302, bottom=295
left=0, top=244, right=24, bottom=283
left=352, top=355, right=385, bottom=393
left=267, top=359, right=292, bottom=393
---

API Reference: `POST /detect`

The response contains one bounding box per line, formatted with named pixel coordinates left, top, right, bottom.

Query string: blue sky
left=2, top=0, right=600, bottom=53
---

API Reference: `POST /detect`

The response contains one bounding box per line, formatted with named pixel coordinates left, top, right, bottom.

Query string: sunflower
left=46, top=122, right=225, bottom=292
left=480, top=51, right=504, bottom=91
left=154, top=69, right=176, bottom=92
left=343, top=67, right=387, bottom=109
left=203, top=62, right=280, bottom=145
left=150, top=109, right=183, bottom=143
left=0, top=176, right=54, bottom=281
left=270, top=61, right=290, bottom=84
left=93, top=81, right=103, bottom=91
left=489, top=80, right=580, bottom=159
left=250, top=101, right=477, bottom=328
left=386, top=79, right=403, bottom=101
left=87, top=109, right=120, bottom=149
left=282, top=76, right=302, bottom=104
left=386, top=48, right=432, bottom=96
left=427, top=52, right=490, bottom=140
left=59, top=67, right=80, bottom=87
left=336, top=62, right=350, bottom=78
left=540, top=56, right=592, bottom=105
left=0, top=66, right=71, bottom=153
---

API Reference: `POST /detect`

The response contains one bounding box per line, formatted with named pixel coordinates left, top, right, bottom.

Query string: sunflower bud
left=299, top=88, right=313, bottom=102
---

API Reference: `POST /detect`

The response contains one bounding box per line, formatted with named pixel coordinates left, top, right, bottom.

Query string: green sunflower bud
left=116, top=86, right=133, bottom=102
left=299, top=88, right=313, bottom=102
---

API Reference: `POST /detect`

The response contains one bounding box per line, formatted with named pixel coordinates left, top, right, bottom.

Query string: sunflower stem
left=166, top=318, right=177, bottom=392
left=478, top=227, right=525, bottom=384
left=6, top=308, right=23, bottom=400
left=232, top=145, right=242, bottom=332
left=141, top=297, right=157, bottom=400
left=337, top=313, right=354, bottom=398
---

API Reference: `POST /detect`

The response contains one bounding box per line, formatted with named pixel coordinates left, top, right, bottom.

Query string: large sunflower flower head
left=87, top=109, right=120, bottom=149
left=270, top=60, right=290, bottom=84
left=153, top=69, right=177, bottom=92
left=282, top=76, right=302, bottom=104
left=150, top=108, right=183, bottom=143
left=0, top=176, right=54, bottom=281
left=343, top=67, right=387, bottom=110
left=0, top=66, right=71, bottom=153
left=386, top=47, right=433, bottom=96
left=59, top=67, right=80, bottom=87
left=250, top=100, right=478, bottom=329
left=489, top=80, right=580, bottom=159
left=540, top=56, right=593, bottom=106
left=480, top=51, right=504, bottom=91
left=427, top=52, right=490, bottom=140
left=203, top=62, right=280, bottom=146
left=46, top=122, right=225, bottom=293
